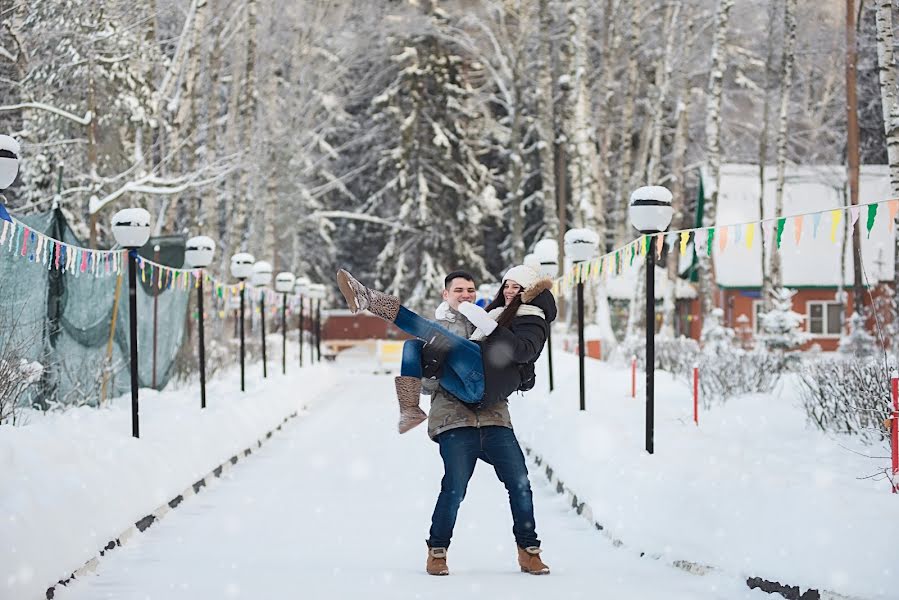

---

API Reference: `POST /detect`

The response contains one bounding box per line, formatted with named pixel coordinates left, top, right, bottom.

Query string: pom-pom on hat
left=502, top=264, right=541, bottom=291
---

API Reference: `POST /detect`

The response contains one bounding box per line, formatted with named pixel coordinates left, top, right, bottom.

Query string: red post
left=693, top=365, right=699, bottom=426
left=891, top=376, right=898, bottom=493
left=631, top=355, right=637, bottom=398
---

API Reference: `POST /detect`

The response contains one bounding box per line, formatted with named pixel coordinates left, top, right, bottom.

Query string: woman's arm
left=486, top=320, right=547, bottom=364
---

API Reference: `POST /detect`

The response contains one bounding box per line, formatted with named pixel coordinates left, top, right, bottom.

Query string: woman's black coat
left=478, top=279, right=557, bottom=404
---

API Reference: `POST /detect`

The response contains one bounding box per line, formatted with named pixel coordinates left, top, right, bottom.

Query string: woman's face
left=502, top=280, right=523, bottom=305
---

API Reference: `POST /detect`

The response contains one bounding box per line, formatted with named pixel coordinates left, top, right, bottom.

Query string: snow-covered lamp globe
left=524, top=253, right=540, bottom=270
left=629, top=185, right=673, bottom=234
left=185, top=236, right=215, bottom=268
left=533, top=238, right=559, bottom=279
left=294, top=275, right=311, bottom=296
left=111, top=208, right=151, bottom=249
left=251, top=261, right=273, bottom=287
left=564, top=228, right=598, bottom=264
left=275, top=272, right=296, bottom=293
left=0, top=135, right=20, bottom=189
left=230, top=252, right=254, bottom=281
left=307, top=283, right=327, bottom=300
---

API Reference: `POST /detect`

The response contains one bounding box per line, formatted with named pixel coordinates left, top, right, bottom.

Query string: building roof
left=604, top=264, right=697, bottom=300
left=702, top=164, right=894, bottom=288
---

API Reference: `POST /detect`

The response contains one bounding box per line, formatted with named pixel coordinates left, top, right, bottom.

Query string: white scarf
left=469, top=304, right=546, bottom=341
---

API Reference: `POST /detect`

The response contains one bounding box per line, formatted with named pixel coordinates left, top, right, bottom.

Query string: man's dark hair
left=444, top=270, right=476, bottom=289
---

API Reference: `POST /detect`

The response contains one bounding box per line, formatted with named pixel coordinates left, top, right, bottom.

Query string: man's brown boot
left=517, top=546, right=550, bottom=575
left=396, top=376, right=426, bottom=434
left=426, top=546, right=449, bottom=576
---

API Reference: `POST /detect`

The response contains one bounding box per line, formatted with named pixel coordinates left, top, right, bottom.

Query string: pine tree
left=758, top=287, right=809, bottom=353
left=367, top=22, right=492, bottom=309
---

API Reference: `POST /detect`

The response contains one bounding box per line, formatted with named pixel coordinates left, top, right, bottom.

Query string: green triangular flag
left=866, top=203, right=878, bottom=237
left=776, top=217, right=786, bottom=248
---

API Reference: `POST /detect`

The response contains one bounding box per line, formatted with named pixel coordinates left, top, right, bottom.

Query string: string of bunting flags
left=0, top=215, right=289, bottom=314
left=553, top=197, right=899, bottom=295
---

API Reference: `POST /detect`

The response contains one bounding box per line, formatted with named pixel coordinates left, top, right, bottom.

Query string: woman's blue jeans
left=394, top=306, right=484, bottom=403
left=427, top=426, right=540, bottom=549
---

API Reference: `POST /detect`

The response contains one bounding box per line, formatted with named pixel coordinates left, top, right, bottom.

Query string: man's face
left=443, top=277, right=476, bottom=309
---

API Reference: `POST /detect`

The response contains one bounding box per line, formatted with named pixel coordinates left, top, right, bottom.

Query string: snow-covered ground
left=1, top=340, right=895, bottom=600
left=517, top=347, right=897, bottom=600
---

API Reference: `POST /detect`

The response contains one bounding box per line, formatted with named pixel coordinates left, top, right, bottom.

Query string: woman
left=336, top=265, right=557, bottom=432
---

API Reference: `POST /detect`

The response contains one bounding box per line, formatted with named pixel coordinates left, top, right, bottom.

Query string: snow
left=1, top=342, right=895, bottom=600
left=705, top=164, right=895, bottom=287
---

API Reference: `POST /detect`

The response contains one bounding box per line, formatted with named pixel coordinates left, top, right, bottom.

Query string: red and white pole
left=891, top=376, right=898, bottom=494
left=631, top=355, right=637, bottom=398
left=693, top=365, right=699, bottom=426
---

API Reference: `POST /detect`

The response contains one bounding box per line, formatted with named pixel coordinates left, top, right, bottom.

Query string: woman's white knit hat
left=502, top=264, right=541, bottom=290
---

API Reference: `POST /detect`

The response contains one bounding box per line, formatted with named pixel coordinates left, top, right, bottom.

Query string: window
left=807, top=301, right=842, bottom=336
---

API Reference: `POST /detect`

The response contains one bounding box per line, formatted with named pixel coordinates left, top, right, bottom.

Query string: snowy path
left=56, top=355, right=761, bottom=600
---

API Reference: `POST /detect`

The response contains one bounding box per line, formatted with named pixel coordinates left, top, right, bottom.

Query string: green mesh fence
left=0, top=209, right=190, bottom=409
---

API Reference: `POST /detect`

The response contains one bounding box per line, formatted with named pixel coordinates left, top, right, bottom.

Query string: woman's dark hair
left=484, top=280, right=523, bottom=328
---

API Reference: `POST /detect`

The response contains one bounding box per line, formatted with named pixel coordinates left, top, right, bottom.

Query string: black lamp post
left=252, top=261, right=273, bottom=378
left=534, top=238, right=560, bottom=392
left=295, top=276, right=310, bottom=367
left=307, top=283, right=326, bottom=363
left=629, top=185, right=674, bottom=455
left=275, top=272, right=296, bottom=375
left=111, top=208, right=152, bottom=438
left=564, top=228, right=599, bottom=412
left=230, top=252, right=255, bottom=392
left=186, top=236, right=215, bottom=409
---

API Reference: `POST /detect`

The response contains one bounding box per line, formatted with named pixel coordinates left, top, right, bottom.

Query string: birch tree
left=698, top=0, right=734, bottom=318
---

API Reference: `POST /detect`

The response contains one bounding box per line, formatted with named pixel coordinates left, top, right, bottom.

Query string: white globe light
left=523, top=253, right=540, bottom=270
left=307, top=283, right=327, bottom=300
left=629, top=185, right=674, bottom=234
left=533, top=238, right=559, bottom=278
left=185, top=236, right=215, bottom=268
left=230, top=253, right=255, bottom=280
left=564, top=228, right=599, bottom=263
left=111, top=208, right=151, bottom=249
left=0, top=135, right=20, bottom=190
left=275, top=272, right=296, bottom=293
left=251, top=261, right=273, bottom=287
left=294, top=275, right=311, bottom=296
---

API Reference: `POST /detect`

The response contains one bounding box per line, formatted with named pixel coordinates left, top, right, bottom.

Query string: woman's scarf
left=469, top=304, right=545, bottom=341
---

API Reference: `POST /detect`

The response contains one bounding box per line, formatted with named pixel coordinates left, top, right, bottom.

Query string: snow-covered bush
left=700, top=307, right=736, bottom=355
left=838, top=312, right=877, bottom=358
left=0, top=357, right=44, bottom=425
left=695, top=350, right=781, bottom=406
left=757, top=288, right=809, bottom=353
left=621, top=334, right=699, bottom=379
left=796, top=356, right=893, bottom=441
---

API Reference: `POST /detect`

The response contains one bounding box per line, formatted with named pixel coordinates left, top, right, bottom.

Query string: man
left=420, top=270, right=549, bottom=577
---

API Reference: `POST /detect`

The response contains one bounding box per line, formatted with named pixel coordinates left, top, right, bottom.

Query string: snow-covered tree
left=838, top=312, right=877, bottom=358
left=757, top=287, right=809, bottom=353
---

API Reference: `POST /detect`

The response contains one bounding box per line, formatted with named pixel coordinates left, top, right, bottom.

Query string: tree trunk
left=846, top=0, right=864, bottom=317
left=535, top=0, right=559, bottom=244
left=874, top=0, right=899, bottom=359
left=758, top=0, right=778, bottom=311
left=769, top=0, right=797, bottom=295
left=698, top=0, right=734, bottom=318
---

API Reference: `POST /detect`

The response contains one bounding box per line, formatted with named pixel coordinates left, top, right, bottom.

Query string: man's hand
left=422, top=333, right=452, bottom=380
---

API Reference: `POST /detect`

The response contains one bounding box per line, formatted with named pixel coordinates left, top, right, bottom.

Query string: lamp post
left=629, top=185, right=674, bottom=455
left=0, top=135, right=20, bottom=221
left=111, top=208, right=152, bottom=438
left=252, top=261, right=273, bottom=378
left=564, top=228, right=599, bottom=411
left=534, top=238, right=559, bottom=392
left=307, top=283, right=326, bottom=362
left=294, top=276, right=310, bottom=367
left=230, top=252, right=254, bottom=392
left=185, top=236, right=215, bottom=409
left=275, top=272, right=296, bottom=375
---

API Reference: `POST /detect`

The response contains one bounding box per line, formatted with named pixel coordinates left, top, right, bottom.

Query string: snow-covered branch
left=0, top=102, right=92, bottom=125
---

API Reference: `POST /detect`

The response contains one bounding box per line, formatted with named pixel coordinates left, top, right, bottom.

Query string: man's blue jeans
left=427, top=426, right=540, bottom=549
left=394, top=306, right=484, bottom=403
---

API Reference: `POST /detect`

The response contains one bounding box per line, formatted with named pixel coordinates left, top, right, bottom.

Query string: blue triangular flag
left=0, top=202, right=10, bottom=222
